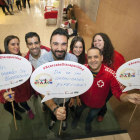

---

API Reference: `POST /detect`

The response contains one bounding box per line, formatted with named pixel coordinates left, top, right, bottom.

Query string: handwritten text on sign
left=116, top=58, right=140, bottom=92
left=0, top=54, right=32, bottom=90
left=30, top=61, right=93, bottom=102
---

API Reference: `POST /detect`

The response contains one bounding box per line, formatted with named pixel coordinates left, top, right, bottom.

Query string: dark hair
left=88, top=47, right=103, bottom=56
left=50, top=28, right=69, bottom=43
left=70, top=36, right=86, bottom=64
left=91, top=33, right=114, bottom=67
left=4, top=35, right=21, bottom=55
left=25, top=32, right=40, bottom=44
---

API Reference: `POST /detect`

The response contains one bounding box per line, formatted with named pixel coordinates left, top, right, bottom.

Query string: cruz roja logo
left=34, top=73, right=52, bottom=87
left=119, top=68, right=135, bottom=80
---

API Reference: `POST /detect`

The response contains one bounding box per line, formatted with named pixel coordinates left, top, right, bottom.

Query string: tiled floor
left=0, top=96, right=129, bottom=140
left=0, top=0, right=131, bottom=140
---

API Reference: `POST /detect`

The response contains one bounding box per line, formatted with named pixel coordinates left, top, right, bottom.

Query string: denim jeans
left=75, top=101, right=101, bottom=124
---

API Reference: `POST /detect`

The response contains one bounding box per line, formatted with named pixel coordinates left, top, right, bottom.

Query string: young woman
left=70, top=36, right=87, bottom=64
left=0, top=35, right=34, bottom=120
left=69, top=36, right=88, bottom=113
left=91, top=33, right=125, bottom=122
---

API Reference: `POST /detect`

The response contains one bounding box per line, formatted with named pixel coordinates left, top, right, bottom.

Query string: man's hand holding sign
left=71, top=48, right=140, bottom=134
left=116, top=58, right=140, bottom=121
left=30, top=61, right=94, bottom=134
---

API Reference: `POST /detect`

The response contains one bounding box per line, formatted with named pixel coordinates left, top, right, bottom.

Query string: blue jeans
left=75, top=101, right=101, bottom=124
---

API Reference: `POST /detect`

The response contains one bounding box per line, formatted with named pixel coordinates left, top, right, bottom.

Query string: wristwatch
left=52, top=105, right=59, bottom=114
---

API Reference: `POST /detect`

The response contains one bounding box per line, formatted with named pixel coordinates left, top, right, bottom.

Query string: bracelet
left=52, top=105, right=59, bottom=114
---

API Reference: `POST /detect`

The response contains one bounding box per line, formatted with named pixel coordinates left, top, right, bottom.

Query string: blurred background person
left=0, top=0, right=14, bottom=15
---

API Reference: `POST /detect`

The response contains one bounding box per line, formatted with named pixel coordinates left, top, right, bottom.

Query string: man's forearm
left=41, top=94, right=57, bottom=111
left=120, top=93, right=128, bottom=102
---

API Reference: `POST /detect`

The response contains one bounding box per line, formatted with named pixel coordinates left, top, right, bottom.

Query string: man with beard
left=37, top=28, right=78, bottom=131
left=71, top=47, right=140, bottom=134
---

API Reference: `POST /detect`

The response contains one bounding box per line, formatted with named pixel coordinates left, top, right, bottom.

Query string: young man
left=25, top=32, right=51, bottom=69
left=37, top=28, right=78, bottom=131
left=71, top=47, right=140, bottom=133
left=25, top=32, right=51, bottom=111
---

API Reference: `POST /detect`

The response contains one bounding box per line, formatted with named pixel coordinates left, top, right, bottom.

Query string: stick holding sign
left=30, top=61, right=94, bottom=133
left=0, top=54, right=33, bottom=129
left=129, top=104, right=138, bottom=122
left=9, top=89, right=17, bottom=130
left=116, top=58, right=140, bottom=122
left=59, top=98, right=65, bottom=135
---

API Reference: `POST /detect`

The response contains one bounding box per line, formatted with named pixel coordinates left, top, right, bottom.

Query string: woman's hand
left=3, top=91, right=15, bottom=102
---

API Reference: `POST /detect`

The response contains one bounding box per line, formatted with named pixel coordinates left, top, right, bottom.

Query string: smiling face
left=8, top=38, right=20, bottom=54
left=50, top=34, right=68, bottom=60
left=73, top=41, right=83, bottom=57
left=93, top=35, right=105, bottom=51
left=26, top=36, right=41, bottom=59
left=87, top=48, right=103, bottom=72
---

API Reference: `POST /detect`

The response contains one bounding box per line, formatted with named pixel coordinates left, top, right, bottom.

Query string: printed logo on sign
left=65, top=91, right=69, bottom=94
left=119, top=68, right=135, bottom=80
left=74, top=91, right=79, bottom=94
left=19, top=79, right=23, bottom=82
left=46, top=92, right=50, bottom=95
left=128, top=83, right=132, bottom=87
left=65, top=91, right=73, bottom=94
left=10, top=81, right=14, bottom=84
left=97, top=80, right=104, bottom=88
left=34, top=73, right=52, bottom=87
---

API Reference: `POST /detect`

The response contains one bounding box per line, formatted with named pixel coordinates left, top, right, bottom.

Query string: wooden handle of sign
left=129, top=104, right=138, bottom=122
left=10, top=89, right=17, bottom=130
left=59, top=98, right=65, bottom=135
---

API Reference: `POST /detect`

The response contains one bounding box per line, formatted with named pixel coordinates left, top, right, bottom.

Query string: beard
left=51, top=49, right=66, bottom=60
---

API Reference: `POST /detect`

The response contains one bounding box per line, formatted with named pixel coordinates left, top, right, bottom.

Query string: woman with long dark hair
left=92, top=33, right=125, bottom=71
left=0, top=35, right=34, bottom=120
left=91, top=33, right=125, bottom=122
left=69, top=36, right=88, bottom=114
left=70, top=36, right=87, bottom=64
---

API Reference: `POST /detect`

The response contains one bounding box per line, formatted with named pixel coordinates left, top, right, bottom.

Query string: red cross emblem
left=97, top=80, right=104, bottom=88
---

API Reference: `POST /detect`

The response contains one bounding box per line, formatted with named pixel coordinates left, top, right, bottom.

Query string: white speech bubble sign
left=116, top=58, right=140, bottom=92
left=30, top=61, right=93, bottom=103
left=0, top=54, right=32, bottom=90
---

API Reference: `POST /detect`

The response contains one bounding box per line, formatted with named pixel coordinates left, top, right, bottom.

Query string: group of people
left=0, top=0, right=30, bottom=15
left=0, top=28, right=140, bottom=134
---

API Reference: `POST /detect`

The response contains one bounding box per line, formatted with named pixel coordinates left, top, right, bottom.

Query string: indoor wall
left=72, top=0, right=140, bottom=140
left=73, top=0, right=140, bottom=61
